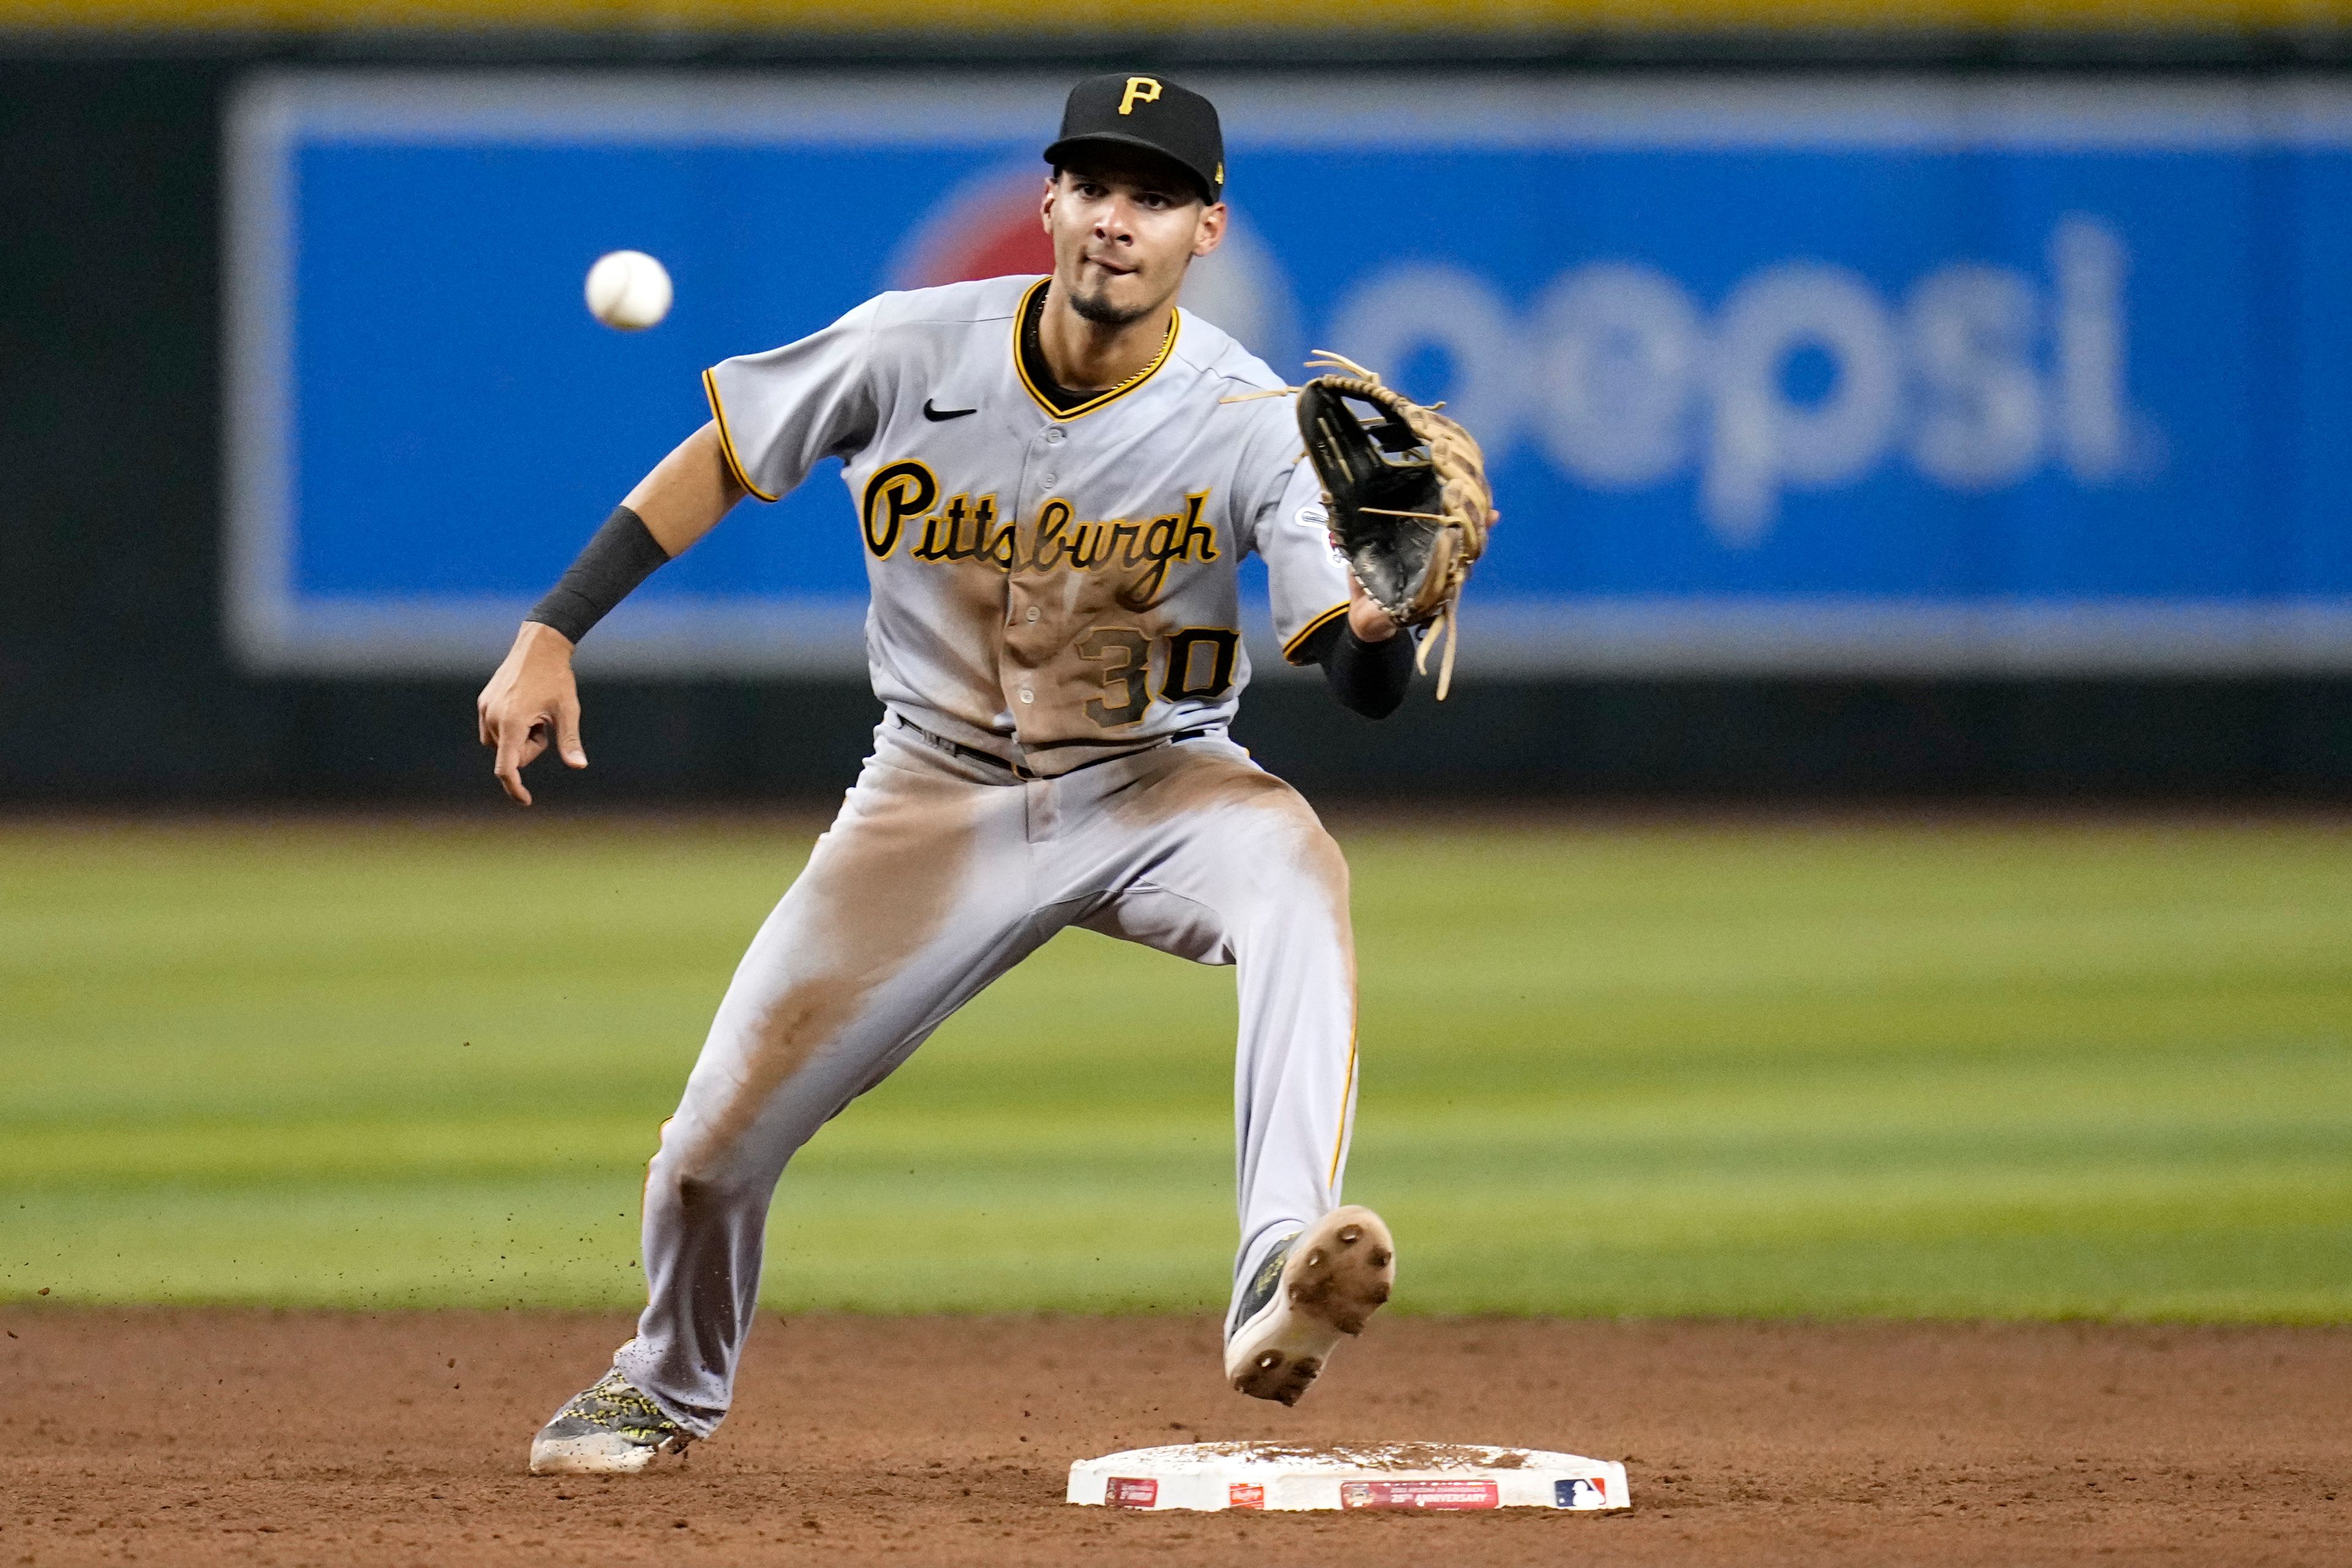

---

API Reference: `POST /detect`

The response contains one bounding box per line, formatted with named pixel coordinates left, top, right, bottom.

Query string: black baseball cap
left=1044, top=73, right=1224, bottom=204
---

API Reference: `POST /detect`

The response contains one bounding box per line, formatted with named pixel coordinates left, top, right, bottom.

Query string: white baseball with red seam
left=584, top=250, right=673, bottom=331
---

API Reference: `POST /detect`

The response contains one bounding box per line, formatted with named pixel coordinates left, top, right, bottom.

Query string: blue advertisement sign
left=225, top=73, right=2352, bottom=675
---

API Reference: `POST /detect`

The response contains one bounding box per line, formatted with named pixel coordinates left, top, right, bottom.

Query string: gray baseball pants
left=616, top=715, right=1361, bottom=1434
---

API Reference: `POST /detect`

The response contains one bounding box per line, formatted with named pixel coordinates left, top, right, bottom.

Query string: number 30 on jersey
left=1079, top=627, right=1238, bottom=726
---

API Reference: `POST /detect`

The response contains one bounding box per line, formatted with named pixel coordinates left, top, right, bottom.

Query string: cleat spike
left=1223, top=1207, right=1396, bottom=1409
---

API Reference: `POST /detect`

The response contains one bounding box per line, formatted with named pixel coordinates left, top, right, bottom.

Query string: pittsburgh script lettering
left=862, top=469, right=1217, bottom=600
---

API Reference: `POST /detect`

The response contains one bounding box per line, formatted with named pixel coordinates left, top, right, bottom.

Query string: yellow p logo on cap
left=1119, top=77, right=1162, bottom=116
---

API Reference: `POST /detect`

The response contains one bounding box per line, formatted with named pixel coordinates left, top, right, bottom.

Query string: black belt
left=891, top=714, right=1213, bottom=779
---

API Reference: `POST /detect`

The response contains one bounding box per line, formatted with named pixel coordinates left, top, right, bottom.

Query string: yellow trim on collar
left=1281, top=600, right=1351, bottom=664
left=702, top=368, right=779, bottom=503
left=1011, top=277, right=1180, bottom=422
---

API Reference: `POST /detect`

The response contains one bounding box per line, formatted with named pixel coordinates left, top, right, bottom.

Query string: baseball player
left=480, top=74, right=1444, bottom=1475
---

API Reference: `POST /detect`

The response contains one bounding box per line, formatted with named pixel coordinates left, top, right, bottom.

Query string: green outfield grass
left=4, top=812, right=2348, bottom=1320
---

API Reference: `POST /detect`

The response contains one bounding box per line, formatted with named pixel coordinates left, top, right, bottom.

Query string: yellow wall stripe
left=2, top=0, right=2342, bottom=29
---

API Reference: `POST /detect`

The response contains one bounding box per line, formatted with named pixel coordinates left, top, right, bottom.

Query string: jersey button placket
left=1035, top=422, right=1064, bottom=489
left=1001, top=418, right=1067, bottom=724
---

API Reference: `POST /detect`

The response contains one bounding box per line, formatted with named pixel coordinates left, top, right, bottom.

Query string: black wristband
left=525, top=506, right=672, bottom=645
left=1299, top=615, right=1415, bottom=719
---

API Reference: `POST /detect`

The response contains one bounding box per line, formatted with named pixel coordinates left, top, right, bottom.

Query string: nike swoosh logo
left=923, top=399, right=978, bottom=421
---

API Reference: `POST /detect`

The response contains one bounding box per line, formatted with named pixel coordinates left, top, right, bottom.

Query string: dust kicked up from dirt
left=5, top=1309, right=2346, bottom=1567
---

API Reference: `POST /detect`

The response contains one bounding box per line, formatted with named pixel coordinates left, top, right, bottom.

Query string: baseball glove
left=1294, top=351, right=1492, bottom=699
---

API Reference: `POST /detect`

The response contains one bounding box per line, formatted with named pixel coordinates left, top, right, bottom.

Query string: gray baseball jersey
left=601, top=276, right=1370, bottom=1438
left=703, top=274, right=1349, bottom=775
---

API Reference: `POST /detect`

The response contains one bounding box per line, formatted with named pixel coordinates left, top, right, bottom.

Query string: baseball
left=584, top=249, right=673, bottom=331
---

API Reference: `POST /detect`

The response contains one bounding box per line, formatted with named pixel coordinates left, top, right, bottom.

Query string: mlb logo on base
left=1556, top=1476, right=1610, bottom=1509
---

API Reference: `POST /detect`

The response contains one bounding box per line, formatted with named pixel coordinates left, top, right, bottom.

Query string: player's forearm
left=522, top=423, right=747, bottom=647
left=1321, top=623, right=1415, bottom=718
left=1293, top=616, right=1414, bottom=719
left=622, top=421, right=747, bottom=556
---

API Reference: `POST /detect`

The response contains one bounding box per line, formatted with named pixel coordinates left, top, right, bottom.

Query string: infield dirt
left=6, top=1309, right=2345, bottom=1567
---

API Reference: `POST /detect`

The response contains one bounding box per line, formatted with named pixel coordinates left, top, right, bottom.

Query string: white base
left=1067, top=1441, right=1630, bottom=1513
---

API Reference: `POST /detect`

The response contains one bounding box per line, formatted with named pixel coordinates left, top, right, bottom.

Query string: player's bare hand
left=1345, top=573, right=1401, bottom=643
left=477, top=622, right=586, bottom=807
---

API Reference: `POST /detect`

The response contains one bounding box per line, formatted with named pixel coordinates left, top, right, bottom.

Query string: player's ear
left=1040, top=175, right=1059, bottom=234
left=1191, top=200, right=1227, bottom=259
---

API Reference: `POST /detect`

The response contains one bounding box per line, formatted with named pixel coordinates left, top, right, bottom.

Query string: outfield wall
left=3, top=0, right=2340, bottom=33
left=5, top=50, right=2352, bottom=801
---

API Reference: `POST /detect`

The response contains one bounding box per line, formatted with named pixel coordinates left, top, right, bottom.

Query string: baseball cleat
left=1224, top=1205, right=1396, bottom=1406
left=528, top=1362, right=691, bottom=1475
